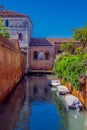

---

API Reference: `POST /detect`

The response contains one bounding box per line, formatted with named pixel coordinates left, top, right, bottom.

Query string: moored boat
left=56, top=85, right=70, bottom=95
left=64, top=94, right=84, bottom=110
left=48, top=80, right=60, bottom=87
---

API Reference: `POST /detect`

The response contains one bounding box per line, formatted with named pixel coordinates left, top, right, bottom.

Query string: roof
left=0, top=10, right=28, bottom=18
left=46, top=38, right=74, bottom=45
left=30, top=38, right=53, bottom=46
left=30, top=38, right=80, bottom=46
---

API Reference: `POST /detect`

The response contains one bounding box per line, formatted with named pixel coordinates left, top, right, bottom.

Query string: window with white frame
left=14, top=19, right=18, bottom=27
left=10, top=19, right=14, bottom=27
left=23, top=20, right=27, bottom=28
left=19, top=19, right=23, bottom=27
left=39, top=52, right=44, bottom=60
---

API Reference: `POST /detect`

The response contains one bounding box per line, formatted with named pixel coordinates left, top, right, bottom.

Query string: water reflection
left=0, top=75, right=86, bottom=130
left=84, top=111, right=87, bottom=130
left=14, top=75, right=63, bottom=130
left=28, top=75, right=52, bottom=102
left=0, top=78, right=26, bottom=130
left=52, top=92, right=85, bottom=130
left=14, top=76, right=31, bottom=130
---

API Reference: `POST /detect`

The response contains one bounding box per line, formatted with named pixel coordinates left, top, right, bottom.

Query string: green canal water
left=0, top=75, right=86, bottom=130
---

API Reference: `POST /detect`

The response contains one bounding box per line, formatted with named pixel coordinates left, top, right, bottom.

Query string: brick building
left=29, top=38, right=83, bottom=71
left=46, top=38, right=83, bottom=54
left=29, top=38, right=55, bottom=71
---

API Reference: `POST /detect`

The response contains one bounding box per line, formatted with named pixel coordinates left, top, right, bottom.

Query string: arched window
left=39, top=52, right=44, bottom=60
left=33, top=51, right=38, bottom=60
left=45, top=51, right=50, bottom=60
left=5, top=19, right=9, bottom=27
left=18, top=33, right=22, bottom=41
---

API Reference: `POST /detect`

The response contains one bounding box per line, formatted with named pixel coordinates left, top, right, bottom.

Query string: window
left=19, top=19, right=23, bottom=27
left=10, top=19, right=13, bottom=27
left=14, top=19, right=18, bottom=27
left=45, top=51, right=50, bottom=60
left=18, top=33, right=23, bottom=41
left=39, top=52, right=44, bottom=60
left=33, top=51, right=38, bottom=60
left=23, top=21, right=27, bottom=27
left=5, top=19, right=9, bottom=27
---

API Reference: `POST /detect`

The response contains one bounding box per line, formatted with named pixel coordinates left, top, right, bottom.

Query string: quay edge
left=55, top=78, right=87, bottom=109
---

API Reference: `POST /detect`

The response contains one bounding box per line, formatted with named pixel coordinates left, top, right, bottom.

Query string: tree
left=75, top=47, right=83, bottom=54
left=60, top=42, right=74, bottom=53
left=73, top=25, right=87, bottom=50
left=0, top=17, right=9, bottom=38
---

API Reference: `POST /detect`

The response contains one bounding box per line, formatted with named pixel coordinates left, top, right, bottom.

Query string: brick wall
left=29, top=46, right=55, bottom=70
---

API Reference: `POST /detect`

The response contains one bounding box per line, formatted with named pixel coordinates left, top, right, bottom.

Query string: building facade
left=29, top=38, right=83, bottom=71
left=0, top=9, right=32, bottom=50
left=29, top=38, right=55, bottom=71
left=0, top=7, right=83, bottom=72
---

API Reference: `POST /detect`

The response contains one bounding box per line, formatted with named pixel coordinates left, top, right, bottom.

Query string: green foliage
left=60, top=43, right=66, bottom=51
left=0, top=17, right=9, bottom=38
left=73, top=24, right=87, bottom=49
left=75, top=46, right=83, bottom=54
left=83, top=47, right=87, bottom=53
left=54, top=54, right=86, bottom=90
left=55, top=52, right=69, bottom=62
left=83, top=53, right=87, bottom=60
left=60, top=42, right=73, bottom=53
left=52, top=92, right=68, bottom=128
left=54, top=24, right=87, bottom=90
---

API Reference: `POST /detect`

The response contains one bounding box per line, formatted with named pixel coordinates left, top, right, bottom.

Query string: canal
left=0, top=75, right=86, bottom=130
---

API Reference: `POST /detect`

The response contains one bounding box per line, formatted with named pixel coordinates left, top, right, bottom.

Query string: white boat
left=56, top=85, right=70, bottom=95
left=64, top=94, right=84, bottom=110
left=48, top=80, right=60, bottom=86
left=51, top=87, right=57, bottom=91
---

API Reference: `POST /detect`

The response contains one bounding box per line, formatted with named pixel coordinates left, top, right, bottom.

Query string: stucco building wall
left=0, top=10, right=32, bottom=49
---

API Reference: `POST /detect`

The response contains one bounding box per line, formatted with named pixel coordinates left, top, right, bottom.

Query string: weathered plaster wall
left=0, top=36, right=25, bottom=104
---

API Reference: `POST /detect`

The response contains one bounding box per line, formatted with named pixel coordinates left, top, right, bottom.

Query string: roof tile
left=0, top=10, right=28, bottom=17
left=30, top=38, right=79, bottom=46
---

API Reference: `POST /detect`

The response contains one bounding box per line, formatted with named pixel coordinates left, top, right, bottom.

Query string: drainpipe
left=25, top=20, right=32, bottom=74
left=25, top=28, right=29, bottom=74
left=26, top=45, right=29, bottom=73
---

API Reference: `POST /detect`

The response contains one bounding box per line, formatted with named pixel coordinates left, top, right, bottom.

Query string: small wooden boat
left=56, top=85, right=70, bottom=95
left=64, top=94, right=84, bottom=110
left=51, top=87, right=57, bottom=91
left=48, top=80, right=60, bottom=87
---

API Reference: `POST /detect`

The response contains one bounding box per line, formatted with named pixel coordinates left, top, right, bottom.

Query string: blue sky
left=0, top=0, right=87, bottom=38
